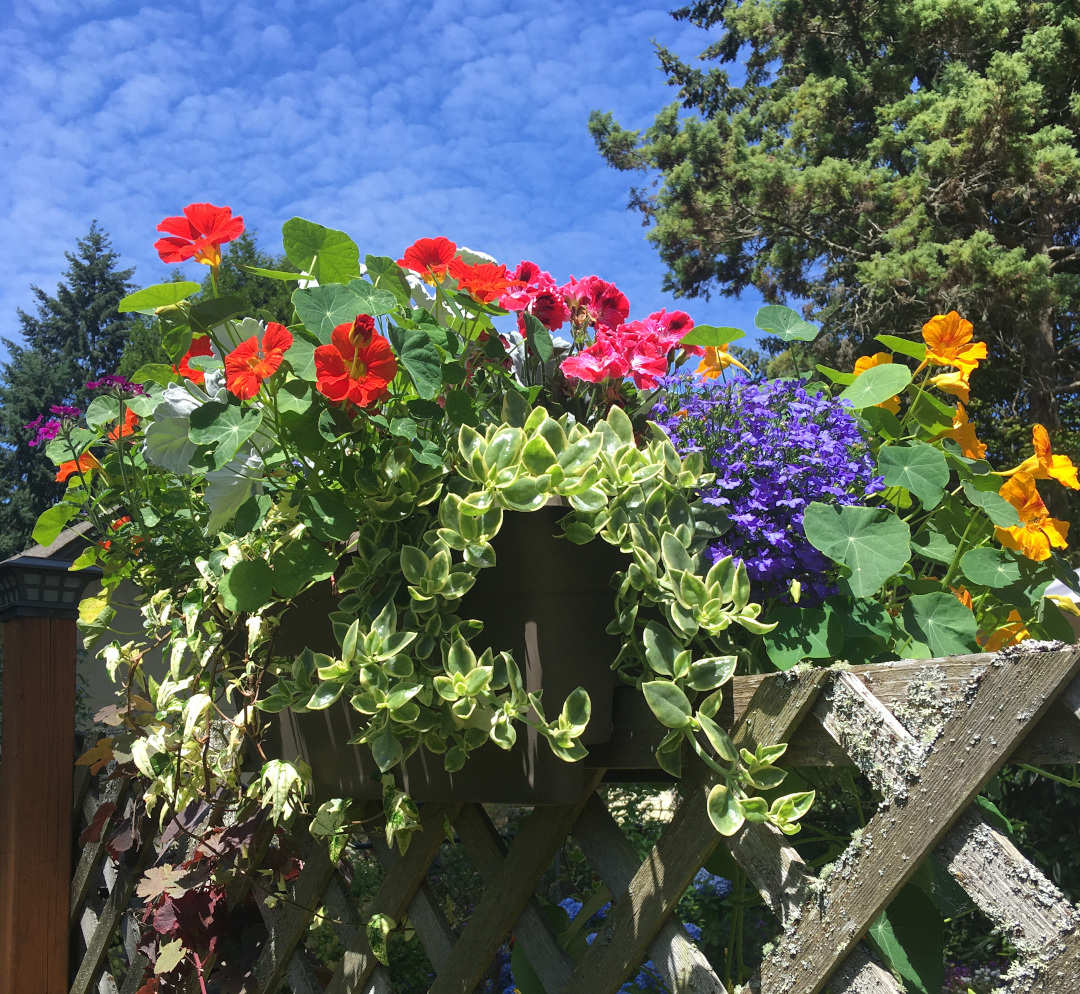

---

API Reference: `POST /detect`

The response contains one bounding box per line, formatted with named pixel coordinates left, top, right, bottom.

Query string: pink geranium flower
left=560, top=331, right=629, bottom=383
left=561, top=275, right=629, bottom=332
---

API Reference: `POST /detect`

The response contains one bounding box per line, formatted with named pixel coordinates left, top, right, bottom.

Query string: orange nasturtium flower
left=447, top=258, right=525, bottom=304
left=225, top=323, right=294, bottom=400
left=942, top=403, right=987, bottom=460
left=951, top=585, right=974, bottom=610
left=314, top=314, right=398, bottom=408
left=397, top=237, right=457, bottom=284
left=107, top=407, right=140, bottom=441
left=998, top=424, right=1080, bottom=490
left=853, top=353, right=900, bottom=414
left=173, top=335, right=215, bottom=386
left=995, top=472, right=1069, bottom=562
left=56, top=451, right=102, bottom=483
left=980, top=610, right=1030, bottom=652
left=928, top=367, right=972, bottom=405
left=154, top=203, right=245, bottom=268
left=699, top=344, right=750, bottom=378
left=920, top=311, right=987, bottom=373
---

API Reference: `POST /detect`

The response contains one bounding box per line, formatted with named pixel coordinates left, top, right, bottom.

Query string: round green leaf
left=118, top=282, right=200, bottom=314
left=388, top=326, right=442, bottom=400
left=959, top=548, right=1022, bottom=588
left=802, top=504, right=911, bottom=597
left=271, top=539, right=338, bottom=598
left=762, top=604, right=844, bottom=670
left=282, top=217, right=361, bottom=284
left=220, top=559, right=274, bottom=614
left=839, top=363, right=913, bottom=409
left=754, top=304, right=819, bottom=342
left=962, top=482, right=1021, bottom=528
left=901, top=592, right=978, bottom=657
left=292, top=284, right=369, bottom=342
left=680, top=325, right=746, bottom=347
left=878, top=444, right=949, bottom=510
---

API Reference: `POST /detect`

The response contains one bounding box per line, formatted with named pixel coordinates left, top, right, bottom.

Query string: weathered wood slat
left=324, top=801, right=460, bottom=994
left=252, top=832, right=338, bottom=994
left=70, top=778, right=130, bottom=930
left=760, top=647, right=1080, bottom=994
left=371, top=834, right=457, bottom=972
left=454, top=802, right=575, bottom=994
left=573, top=793, right=728, bottom=994
left=562, top=672, right=829, bottom=994
left=69, top=826, right=157, bottom=994
left=937, top=808, right=1080, bottom=993
left=427, top=773, right=604, bottom=994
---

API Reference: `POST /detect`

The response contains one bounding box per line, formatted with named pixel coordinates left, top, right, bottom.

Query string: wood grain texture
left=427, top=773, right=603, bottom=994
left=760, top=647, right=1080, bottom=994
left=455, top=803, right=575, bottom=993
left=562, top=672, right=828, bottom=994
left=0, top=617, right=77, bottom=994
left=324, top=801, right=460, bottom=994
left=573, top=794, right=728, bottom=994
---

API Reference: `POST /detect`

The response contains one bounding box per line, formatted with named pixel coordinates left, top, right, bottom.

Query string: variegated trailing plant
left=33, top=206, right=809, bottom=990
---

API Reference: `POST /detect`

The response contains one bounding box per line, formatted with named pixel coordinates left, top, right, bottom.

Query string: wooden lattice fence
left=68, top=644, right=1080, bottom=994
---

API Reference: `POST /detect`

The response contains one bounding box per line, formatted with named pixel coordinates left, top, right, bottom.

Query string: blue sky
left=0, top=0, right=766, bottom=355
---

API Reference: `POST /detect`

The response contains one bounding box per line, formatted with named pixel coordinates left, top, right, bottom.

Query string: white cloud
left=0, top=0, right=767, bottom=359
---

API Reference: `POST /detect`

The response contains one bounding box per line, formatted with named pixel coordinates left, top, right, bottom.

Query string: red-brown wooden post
left=0, top=557, right=99, bottom=994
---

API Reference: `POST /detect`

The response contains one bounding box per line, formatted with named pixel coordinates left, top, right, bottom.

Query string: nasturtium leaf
left=188, top=403, right=263, bottom=465
left=189, top=295, right=246, bottom=335
left=902, top=592, right=978, bottom=657
left=388, top=325, right=441, bottom=399
left=802, top=504, right=911, bottom=598
left=284, top=338, right=316, bottom=381
left=292, top=284, right=367, bottom=343
left=959, top=548, right=1022, bottom=588
left=282, top=217, right=361, bottom=285
left=365, top=255, right=413, bottom=306
left=839, top=363, right=913, bottom=409
left=33, top=503, right=77, bottom=547
left=874, top=334, right=926, bottom=361
left=237, top=264, right=300, bottom=282
left=271, top=539, right=338, bottom=598
left=347, top=279, right=398, bottom=317
left=679, top=325, right=745, bottom=348
left=444, top=388, right=480, bottom=426
left=754, top=304, right=819, bottom=342
left=867, top=882, right=945, bottom=994
left=815, top=364, right=855, bottom=385
left=877, top=444, right=949, bottom=509
left=300, top=490, right=356, bottom=542
left=859, top=405, right=903, bottom=441
left=911, top=522, right=959, bottom=565
left=119, top=282, right=201, bottom=314
left=220, top=559, right=274, bottom=614
left=962, top=482, right=1021, bottom=528
left=762, top=604, right=843, bottom=670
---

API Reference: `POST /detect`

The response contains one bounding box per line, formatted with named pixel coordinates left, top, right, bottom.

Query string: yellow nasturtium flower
left=998, top=424, right=1079, bottom=490
left=981, top=610, right=1030, bottom=652
left=853, top=353, right=900, bottom=414
left=928, top=367, right=972, bottom=405
left=698, top=344, right=749, bottom=378
left=942, top=403, right=987, bottom=460
left=920, top=311, right=987, bottom=373
left=995, top=472, right=1069, bottom=562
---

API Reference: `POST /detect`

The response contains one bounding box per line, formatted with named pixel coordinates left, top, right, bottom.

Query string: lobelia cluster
left=653, top=375, right=883, bottom=601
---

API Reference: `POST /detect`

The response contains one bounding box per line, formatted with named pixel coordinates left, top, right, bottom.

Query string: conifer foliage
left=0, top=224, right=136, bottom=557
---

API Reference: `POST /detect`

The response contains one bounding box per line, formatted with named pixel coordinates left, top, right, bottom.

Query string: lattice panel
left=68, top=646, right=1080, bottom=994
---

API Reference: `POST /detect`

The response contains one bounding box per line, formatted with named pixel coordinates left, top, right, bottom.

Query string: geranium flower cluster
left=654, top=376, right=883, bottom=600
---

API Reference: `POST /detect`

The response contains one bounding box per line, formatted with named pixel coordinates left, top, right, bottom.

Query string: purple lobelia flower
left=653, top=375, right=883, bottom=601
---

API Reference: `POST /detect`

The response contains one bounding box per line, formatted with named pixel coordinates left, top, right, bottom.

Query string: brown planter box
left=270, top=504, right=629, bottom=803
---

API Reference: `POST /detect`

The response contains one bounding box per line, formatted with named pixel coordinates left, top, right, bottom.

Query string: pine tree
left=591, top=1, right=1080, bottom=455
left=0, top=224, right=136, bottom=557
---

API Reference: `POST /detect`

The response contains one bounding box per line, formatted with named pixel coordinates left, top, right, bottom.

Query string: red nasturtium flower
left=397, top=237, right=457, bottom=284
left=224, top=323, right=294, bottom=400
left=108, top=407, right=140, bottom=441
left=314, top=314, right=398, bottom=408
left=154, top=203, right=245, bottom=268
left=447, top=258, right=524, bottom=304
left=174, top=335, right=214, bottom=385
left=56, top=451, right=101, bottom=483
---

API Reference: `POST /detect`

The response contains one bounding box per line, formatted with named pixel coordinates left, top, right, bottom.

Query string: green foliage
left=592, top=0, right=1080, bottom=485
left=0, top=224, right=137, bottom=557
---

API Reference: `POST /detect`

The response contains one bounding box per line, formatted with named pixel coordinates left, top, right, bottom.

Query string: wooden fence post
left=0, top=556, right=99, bottom=994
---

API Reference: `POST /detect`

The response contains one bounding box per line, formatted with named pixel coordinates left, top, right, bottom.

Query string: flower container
left=270, top=503, right=628, bottom=804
